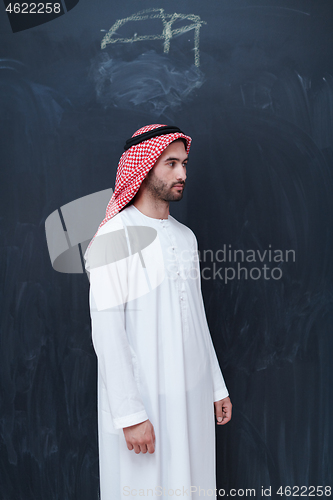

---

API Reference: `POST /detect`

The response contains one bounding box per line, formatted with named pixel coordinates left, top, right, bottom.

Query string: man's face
left=142, top=139, right=188, bottom=202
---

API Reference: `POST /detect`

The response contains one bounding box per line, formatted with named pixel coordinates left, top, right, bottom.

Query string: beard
left=144, top=171, right=185, bottom=202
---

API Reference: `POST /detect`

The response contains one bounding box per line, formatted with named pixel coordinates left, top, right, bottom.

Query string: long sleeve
left=85, top=224, right=149, bottom=430
left=192, top=234, right=229, bottom=402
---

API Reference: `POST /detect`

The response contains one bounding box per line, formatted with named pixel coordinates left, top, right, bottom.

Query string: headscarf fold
left=86, top=124, right=192, bottom=254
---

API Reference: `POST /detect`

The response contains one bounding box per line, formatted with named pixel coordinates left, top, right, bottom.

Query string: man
left=84, top=124, right=232, bottom=499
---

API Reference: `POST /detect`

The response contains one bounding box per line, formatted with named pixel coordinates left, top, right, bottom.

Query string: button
left=180, top=296, right=183, bottom=300
left=177, top=271, right=179, bottom=275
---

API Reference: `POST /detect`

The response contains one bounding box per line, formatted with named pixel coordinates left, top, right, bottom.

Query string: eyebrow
left=164, top=156, right=189, bottom=162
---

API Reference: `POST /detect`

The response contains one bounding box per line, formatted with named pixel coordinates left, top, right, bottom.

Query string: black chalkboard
left=1, top=1, right=332, bottom=498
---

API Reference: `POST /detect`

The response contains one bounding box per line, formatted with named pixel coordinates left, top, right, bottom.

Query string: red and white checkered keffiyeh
left=86, top=124, right=192, bottom=252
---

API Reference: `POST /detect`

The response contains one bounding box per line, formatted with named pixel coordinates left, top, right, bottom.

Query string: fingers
left=214, top=400, right=224, bottom=423
left=129, top=441, right=148, bottom=454
left=147, top=426, right=156, bottom=453
left=215, top=398, right=232, bottom=425
left=132, top=440, right=155, bottom=454
left=219, top=409, right=231, bottom=425
left=147, top=439, right=155, bottom=454
left=136, top=443, right=148, bottom=454
left=126, top=431, right=155, bottom=454
left=148, top=446, right=155, bottom=454
left=219, top=401, right=232, bottom=425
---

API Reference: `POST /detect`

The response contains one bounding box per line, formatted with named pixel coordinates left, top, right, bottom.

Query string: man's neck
left=132, top=199, right=170, bottom=220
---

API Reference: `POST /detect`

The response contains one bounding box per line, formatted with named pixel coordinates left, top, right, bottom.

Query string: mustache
left=172, top=181, right=185, bottom=187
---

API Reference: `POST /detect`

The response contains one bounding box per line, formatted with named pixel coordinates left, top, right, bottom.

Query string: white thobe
left=84, top=203, right=229, bottom=499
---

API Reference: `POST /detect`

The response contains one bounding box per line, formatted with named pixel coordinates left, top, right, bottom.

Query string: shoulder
left=97, top=211, right=125, bottom=235
left=169, top=215, right=198, bottom=248
left=84, top=211, right=129, bottom=271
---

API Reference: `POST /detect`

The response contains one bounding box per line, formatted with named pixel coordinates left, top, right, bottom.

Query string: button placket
left=164, top=225, right=180, bottom=282
left=168, top=228, right=186, bottom=303
left=166, top=223, right=189, bottom=338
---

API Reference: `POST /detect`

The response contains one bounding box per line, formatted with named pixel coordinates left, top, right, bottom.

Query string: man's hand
left=123, top=419, right=155, bottom=454
left=214, top=396, right=232, bottom=425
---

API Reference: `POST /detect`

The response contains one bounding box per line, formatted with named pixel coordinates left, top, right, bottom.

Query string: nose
left=176, top=163, right=187, bottom=182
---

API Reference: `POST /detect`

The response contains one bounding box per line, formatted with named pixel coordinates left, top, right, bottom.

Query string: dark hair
left=172, top=138, right=187, bottom=149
